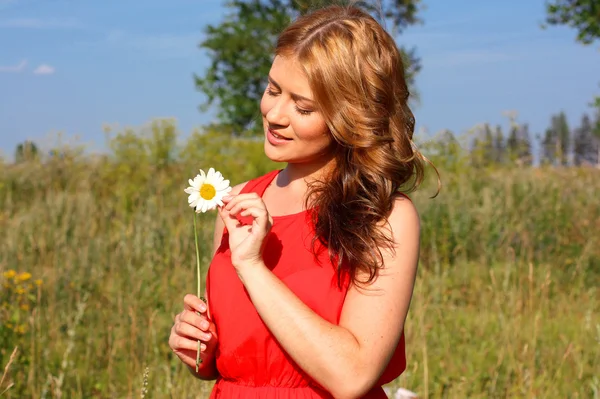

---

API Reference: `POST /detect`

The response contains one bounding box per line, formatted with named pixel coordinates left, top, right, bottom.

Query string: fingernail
left=199, top=303, right=206, bottom=312
left=201, top=321, right=209, bottom=330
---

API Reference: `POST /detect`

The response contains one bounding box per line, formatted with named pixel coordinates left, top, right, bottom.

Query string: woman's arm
left=224, top=195, right=420, bottom=398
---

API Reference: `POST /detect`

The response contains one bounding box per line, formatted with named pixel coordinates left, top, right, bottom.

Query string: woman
left=169, top=5, right=426, bottom=398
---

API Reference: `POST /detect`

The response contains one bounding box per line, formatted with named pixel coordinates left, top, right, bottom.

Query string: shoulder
left=229, top=181, right=248, bottom=196
left=385, top=194, right=420, bottom=240
left=229, top=169, right=279, bottom=196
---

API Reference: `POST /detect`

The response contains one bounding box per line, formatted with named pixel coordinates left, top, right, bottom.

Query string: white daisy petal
left=214, top=180, right=228, bottom=191
left=188, top=192, right=200, bottom=203
left=186, top=168, right=231, bottom=213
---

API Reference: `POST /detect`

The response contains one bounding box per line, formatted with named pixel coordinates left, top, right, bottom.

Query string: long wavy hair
left=275, top=5, right=428, bottom=287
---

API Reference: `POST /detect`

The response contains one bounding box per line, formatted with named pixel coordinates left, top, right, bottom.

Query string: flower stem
left=194, top=212, right=201, bottom=299
left=193, top=211, right=203, bottom=371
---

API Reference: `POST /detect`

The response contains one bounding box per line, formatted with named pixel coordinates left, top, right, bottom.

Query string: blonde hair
left=276, top=5, right=427, bottom=286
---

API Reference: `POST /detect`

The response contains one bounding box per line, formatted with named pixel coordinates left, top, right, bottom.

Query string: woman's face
left=260, top=55, right=334, bottom=165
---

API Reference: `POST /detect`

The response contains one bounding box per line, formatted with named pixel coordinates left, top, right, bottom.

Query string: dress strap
left=233, top=169, right=280, bottom=226
left=239, top=169, right=280, bottom=197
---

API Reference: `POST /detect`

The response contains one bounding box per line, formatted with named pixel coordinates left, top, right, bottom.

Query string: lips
left=268, top=129, right=291, bottom=140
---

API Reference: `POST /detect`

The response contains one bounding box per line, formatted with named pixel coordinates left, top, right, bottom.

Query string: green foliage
left=195, top=0, right=291, bottom=135
left=544, top=0, right=600, bottom=125
left=0, top=119, right=598, bottom=397
left=195, top=0, right=423, bottom=134
left=545, top=0, right=600, bottom=45
left=542, top=111, right=571, bottom=166
left=14, top=141, right=39, bottom=163
left=573, top=113, right=598, bottom=165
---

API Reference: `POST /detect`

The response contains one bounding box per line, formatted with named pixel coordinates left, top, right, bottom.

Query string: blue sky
left=0, top=0, right=598, bottom=159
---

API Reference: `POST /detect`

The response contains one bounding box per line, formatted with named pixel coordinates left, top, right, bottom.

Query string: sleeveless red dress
left=207, top=170, right=406, bottom=398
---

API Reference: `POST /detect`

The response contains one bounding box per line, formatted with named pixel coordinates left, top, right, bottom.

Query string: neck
left=278, top=156, right=336, bottom=189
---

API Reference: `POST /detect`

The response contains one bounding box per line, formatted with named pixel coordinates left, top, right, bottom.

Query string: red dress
left=207, top=170, right=406, bottom=398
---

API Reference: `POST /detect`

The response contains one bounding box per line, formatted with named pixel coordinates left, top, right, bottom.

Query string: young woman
left=169, top=5, right=426, bottom=398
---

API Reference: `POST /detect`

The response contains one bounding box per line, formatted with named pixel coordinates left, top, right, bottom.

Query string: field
left=1, top=122, right=599, bottom=398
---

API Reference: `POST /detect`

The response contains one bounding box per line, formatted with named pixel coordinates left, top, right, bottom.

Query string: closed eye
left=266, top=86, right=313, bottom=116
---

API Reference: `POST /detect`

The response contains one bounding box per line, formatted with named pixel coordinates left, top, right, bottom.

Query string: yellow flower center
left=199, top=183, right=216, bottom=200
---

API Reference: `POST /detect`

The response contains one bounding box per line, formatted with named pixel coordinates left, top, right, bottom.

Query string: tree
left=470, top=124, right=495, bottom=168
left=573, top=113, right=599, bottom=165
left=482, top=124, right=494, bottom=163
left=506, top=123, right=532, bottom=165
left=195, top=0, right=423, bottom=135
left=542, top=112, right=571, bottom=166
left=493, top=125, right=505, bottom=164
left=507, top=125, right=519, bottom=158
left=518, top=124, right=533, bottom=166
left=15, top=141, right=39, bottom=163
left=545, top=0, right=600, bottom=45
left=545, top=0, right=600, bottom=134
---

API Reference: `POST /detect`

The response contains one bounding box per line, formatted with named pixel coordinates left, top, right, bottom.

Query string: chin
left=263, top=140, right=288, bottom=163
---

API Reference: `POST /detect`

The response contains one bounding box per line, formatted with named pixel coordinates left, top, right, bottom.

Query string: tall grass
left=0, top=120, right=598, bottom=398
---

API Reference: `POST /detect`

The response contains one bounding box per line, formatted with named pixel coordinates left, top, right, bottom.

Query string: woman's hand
left=169, top=294, right=218, bottom=371
left=218, top=193, right=273, bottom=270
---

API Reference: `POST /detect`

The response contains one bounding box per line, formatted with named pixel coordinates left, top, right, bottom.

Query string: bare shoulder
left=229, top=181, right=248, bottom=196
left=385, top=194, right=420, bottom=245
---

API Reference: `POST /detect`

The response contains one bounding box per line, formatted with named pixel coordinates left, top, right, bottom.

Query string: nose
left=265, top=97, right=290, bottom=127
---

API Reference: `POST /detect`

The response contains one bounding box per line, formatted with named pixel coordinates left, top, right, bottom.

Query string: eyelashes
left=265, top=87, right=313, bottom=116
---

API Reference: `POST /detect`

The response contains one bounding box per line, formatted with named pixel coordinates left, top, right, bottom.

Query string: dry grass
left=0, top=122, right=598, bottom=398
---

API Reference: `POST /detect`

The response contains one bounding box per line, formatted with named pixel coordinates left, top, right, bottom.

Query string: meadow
left=1, top=120, right=598, bottom=398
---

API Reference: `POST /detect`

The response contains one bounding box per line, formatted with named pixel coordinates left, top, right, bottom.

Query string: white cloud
left=0, top=17, right=82, bottom=29
left=33, top=64, right=55, bottom=75
left=0, top=59, right=27, bottom=73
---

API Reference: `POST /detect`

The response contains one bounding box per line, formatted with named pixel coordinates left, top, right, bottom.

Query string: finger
left=176, top=348, right=208, bottom=368
left=170, top=335, right=207, bottom=353
left=180, top=310, right=211, bottom=331
left=240, top=207, right=273, bottom=233
left=227, top=198, right=267, bottom=216
left=183, top=294, right=207, bottom=313
left=174, top=320, right=212, bottom=342
left=218, top=205, right=242, bottom=232
left=223, top=193, right=261, bottom=210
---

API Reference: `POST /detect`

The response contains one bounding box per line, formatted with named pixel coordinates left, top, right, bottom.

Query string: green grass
left=0, top=122, right=598, bottom=398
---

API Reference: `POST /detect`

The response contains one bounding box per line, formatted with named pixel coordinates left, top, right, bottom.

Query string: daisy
left=185, top=168, right=232, bottom=213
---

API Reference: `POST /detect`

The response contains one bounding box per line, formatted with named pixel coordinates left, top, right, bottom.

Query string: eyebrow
left=268, top=75, right=315, bottom=103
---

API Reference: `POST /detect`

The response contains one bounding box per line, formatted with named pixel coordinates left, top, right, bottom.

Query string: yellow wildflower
left=18, top=272, right=32, bottom=282
left=3, top=269, right=16, bottom=279
left=16, top=287, right=25, bottom=295
left=34, top=279, right=43, bottom=286
left=20, top=304, right=30, bottom=311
